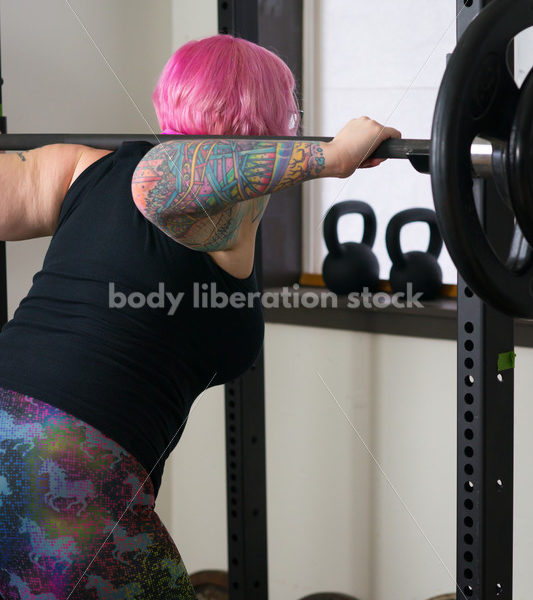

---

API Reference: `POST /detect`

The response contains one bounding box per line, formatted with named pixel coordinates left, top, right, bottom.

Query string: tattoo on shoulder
left=16, top=152, right=28, bottom=162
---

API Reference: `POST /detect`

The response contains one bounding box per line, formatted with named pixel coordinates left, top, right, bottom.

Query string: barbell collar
left=470, top=136, right=494, bottom=178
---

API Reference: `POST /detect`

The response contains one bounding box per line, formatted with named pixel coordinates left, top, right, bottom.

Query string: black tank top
left=0, top=141, right=264, bottom=496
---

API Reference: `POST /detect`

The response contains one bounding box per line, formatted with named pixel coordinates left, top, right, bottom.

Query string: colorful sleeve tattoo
left=131, top=139, right=325, bottom=251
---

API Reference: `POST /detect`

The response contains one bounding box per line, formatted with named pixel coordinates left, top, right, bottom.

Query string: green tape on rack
left=498, top=351, right=516, bottom=372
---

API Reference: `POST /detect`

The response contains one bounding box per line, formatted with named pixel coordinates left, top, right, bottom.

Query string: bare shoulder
left=0, top=144, right=114, bottom=241
left=68, top=146, right=113, bottom=189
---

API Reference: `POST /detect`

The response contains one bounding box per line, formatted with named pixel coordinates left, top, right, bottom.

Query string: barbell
left=0, top=0, right=531, bottom=315
left=0, top=134, right=501, bottom=172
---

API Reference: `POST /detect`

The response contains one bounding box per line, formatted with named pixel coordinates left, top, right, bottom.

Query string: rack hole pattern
left=462, top=283, right=476, bottom=591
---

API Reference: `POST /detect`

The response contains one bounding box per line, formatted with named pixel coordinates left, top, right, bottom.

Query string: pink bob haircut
left=152, top=34, right=300, bottom=137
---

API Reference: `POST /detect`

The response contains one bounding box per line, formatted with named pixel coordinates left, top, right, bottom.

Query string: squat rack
left=0, top=1, right=517, bottom=598
left=220, top=1, right=515, bottom=599
left=455, top=2, right=514, bottom=597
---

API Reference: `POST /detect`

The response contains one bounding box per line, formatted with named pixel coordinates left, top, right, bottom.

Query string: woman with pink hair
left=0, top=35, right=399, bottom=599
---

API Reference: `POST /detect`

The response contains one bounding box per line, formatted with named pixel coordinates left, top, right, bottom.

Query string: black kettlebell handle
left=323, top=200, right=377, bottom=256
left=386, top=208, right=443, bottom=268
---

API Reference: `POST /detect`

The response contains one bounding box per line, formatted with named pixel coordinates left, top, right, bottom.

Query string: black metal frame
left=456, top=3, right=515, bottom=598
left=219, top=2, right=303, bottom=598
left=219, top=3, right=269, bottom=600
left=0, top=10, right=7, bottom=329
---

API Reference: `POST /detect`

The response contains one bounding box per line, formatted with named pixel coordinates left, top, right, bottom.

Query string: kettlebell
left=322, top=200, right=380, bottom=295
left=386, top=208, right=443, bottom=300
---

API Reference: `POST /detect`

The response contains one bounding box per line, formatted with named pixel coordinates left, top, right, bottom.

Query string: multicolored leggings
left=0, top=387, right=196, bottom=600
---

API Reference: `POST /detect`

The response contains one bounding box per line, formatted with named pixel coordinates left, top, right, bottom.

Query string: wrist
left=319, top=141, right=345, bottom=179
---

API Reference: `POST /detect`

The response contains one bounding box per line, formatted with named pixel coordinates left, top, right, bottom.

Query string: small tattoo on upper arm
left=16, top=152, right=27, bottom=162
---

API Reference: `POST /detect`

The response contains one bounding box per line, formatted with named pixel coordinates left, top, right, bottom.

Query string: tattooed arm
left=131, top=139, right=325, bottom=251
left=131, top=117, right=401, bottom=251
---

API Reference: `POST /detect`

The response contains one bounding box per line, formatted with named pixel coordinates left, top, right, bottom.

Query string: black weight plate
left=509, top=66, right=533, bottom=247
left=431, top=0, right=533, bottom=317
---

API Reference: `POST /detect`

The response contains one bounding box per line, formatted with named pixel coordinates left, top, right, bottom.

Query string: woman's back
left=0, top=140, right=264, bottom=495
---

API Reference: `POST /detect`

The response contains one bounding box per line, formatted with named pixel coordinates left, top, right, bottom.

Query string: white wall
left=515, top=26, right=533, bottom=86
left=171, top=0, right=218, bottom=50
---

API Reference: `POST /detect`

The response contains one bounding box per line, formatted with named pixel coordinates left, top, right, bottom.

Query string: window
left=301, top=0, right=456, bottom=285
